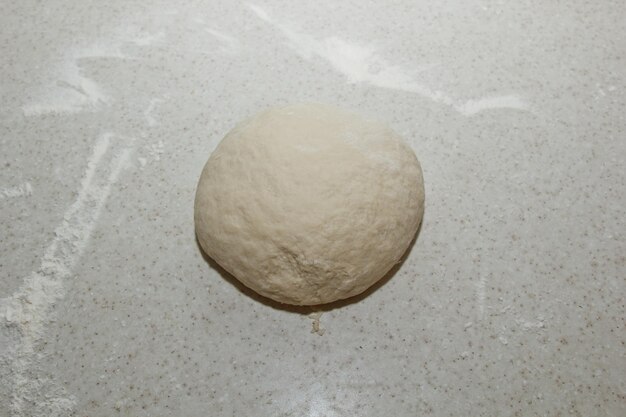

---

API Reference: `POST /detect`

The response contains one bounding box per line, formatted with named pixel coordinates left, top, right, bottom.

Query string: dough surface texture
left=195, top=103, right=424, bottom=305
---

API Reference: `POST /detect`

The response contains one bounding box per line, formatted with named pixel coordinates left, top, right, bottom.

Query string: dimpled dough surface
left=194, top=103, right=425, bottom=305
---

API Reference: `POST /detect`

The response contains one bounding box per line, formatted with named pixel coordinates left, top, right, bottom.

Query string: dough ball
left=194, top=103, right=424, bottom=305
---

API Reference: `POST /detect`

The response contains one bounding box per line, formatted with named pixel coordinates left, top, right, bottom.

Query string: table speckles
left=1, top=1, right=625, bottom=416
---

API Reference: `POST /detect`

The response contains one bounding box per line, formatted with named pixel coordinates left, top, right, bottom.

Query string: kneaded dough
left=194, top=103, right=424, bottom=305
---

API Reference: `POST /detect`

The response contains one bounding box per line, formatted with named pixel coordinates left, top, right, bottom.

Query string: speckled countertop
left=1, top=1, right=625, bottom=416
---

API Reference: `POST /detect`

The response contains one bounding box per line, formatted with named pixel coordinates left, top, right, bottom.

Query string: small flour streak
left=130, top=30, right=165, bottom=46
left=515, top=317, right=546, bottom=331
left=143, top=98, right=164, bottom=127
left=0, top=182, right=33, bottom=200
left=247, top=3, right=271, bottom=21
left=476, top=274, right=486, bottom=321
left=0, top=133, right=134, bottom=416
left=457, top=95, right=529, bottom=116
left=205, top=28, right=240, bottom=54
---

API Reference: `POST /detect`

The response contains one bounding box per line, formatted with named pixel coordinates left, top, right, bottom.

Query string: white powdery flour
left=0, top=133, right=133, bottom=416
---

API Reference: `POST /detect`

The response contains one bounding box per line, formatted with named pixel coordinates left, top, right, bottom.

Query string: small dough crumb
left=309, top=312, right=325, bottom=336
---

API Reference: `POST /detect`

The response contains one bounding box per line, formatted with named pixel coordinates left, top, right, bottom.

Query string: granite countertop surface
left=1, top=1, right=624, bottom=416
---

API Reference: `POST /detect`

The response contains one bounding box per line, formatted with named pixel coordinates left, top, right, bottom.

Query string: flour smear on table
left=0, top=133, right=134, bottom=416
left=247, top=3, right=529, bottom=116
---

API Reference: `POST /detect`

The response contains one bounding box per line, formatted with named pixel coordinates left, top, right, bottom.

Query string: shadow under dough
left=195, top=215, right=424, bottom=315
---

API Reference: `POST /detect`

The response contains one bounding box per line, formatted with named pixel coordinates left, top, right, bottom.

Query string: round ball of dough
left=195, top=103, right=424, bottom=305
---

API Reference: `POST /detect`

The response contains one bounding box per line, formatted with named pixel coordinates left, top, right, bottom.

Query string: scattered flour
left=129, top=30, right=165, bottom=47
left=0, top=133, right=134, bottom=416
left=0, top=182, right=33, bottom=200
left=143, top=98, right=165, bottom=127
left=247, top=3, right=529, bottom=116
left=146, top=140, right=165, bottom=162
left=205, top=28, right=240, bottom=55
left=136, top=140, right=165, bottom=170
left=21, top=48, right=120, bottom=116
left=515, top=317, right=546, bottom=331
left=476, top=272, right=487, bottom=321
left=22, top=28, right=165, bottom=117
